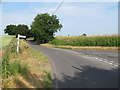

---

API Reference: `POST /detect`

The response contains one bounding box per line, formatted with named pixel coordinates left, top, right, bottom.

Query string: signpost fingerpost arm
left=17, top=34, right=26, bottom=54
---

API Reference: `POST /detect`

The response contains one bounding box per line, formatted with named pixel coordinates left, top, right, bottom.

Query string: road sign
left=17, top=34, right=26, bottom=54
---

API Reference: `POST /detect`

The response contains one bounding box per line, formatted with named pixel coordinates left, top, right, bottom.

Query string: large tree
left=31, top=13, right=62, bottom=43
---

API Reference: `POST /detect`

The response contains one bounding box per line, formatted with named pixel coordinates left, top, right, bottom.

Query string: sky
left=1, top=1, right=118, bottom=36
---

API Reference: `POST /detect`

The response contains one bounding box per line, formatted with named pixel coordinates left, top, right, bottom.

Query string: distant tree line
left=4, top=13, right=63, bottom=43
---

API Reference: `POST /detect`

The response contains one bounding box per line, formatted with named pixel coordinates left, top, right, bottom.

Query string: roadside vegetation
left=40, top=35, right=119, bottom=51
left=49, top=35, right=118, bottom=47
left=2, top=37, right=52, bottom=88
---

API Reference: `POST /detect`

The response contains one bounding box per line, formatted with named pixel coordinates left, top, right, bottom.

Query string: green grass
left=0, top=35, right=15, bottom=49
left=49, top=35, right=119, bottom=47
left=9, top=60, right=28, bottom=76
left=42, top=71, right=52, bottom=88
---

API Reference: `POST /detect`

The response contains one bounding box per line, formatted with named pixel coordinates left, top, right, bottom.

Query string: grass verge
left=2, top=38, right=52, bottom=88
left=40, top=43, right=118, bottom=51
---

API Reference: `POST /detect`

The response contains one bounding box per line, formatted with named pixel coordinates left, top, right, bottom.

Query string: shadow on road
left=55, top=65, right=118, bottom=88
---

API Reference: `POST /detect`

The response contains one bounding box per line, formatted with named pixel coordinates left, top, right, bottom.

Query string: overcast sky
left=1, top=2, right=118, bottom=36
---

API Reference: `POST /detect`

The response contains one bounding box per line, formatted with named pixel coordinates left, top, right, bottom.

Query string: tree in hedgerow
left=31, top=13, right=62, bottom=43
left=4, top=24, right=31, bottom=38
left=4, top=25, right=17, bottom=35
left=14, top=24, right=31, bottom=38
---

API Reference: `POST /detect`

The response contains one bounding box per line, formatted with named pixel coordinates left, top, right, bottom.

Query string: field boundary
left=40, top=44, right=118, bottom=51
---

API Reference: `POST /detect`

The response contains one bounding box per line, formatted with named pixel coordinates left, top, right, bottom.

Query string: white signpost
left=17, top=34, right=26, bottom=54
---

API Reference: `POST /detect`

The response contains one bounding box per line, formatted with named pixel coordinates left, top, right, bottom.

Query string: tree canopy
left=14, top=24, right=31, bottom=38
left=4, top=24, right=31, bottom=38
left=4, top=25, right=17, bottom=35
left=4, top=13, right=62, bottom=42
left=31, top=13, right=62, bottom=43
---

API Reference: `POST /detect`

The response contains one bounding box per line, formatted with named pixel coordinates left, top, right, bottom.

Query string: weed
left=9, top=60, right=28, bottom=76
left=2, top=50, right=10, bottom=79
left=42, top=70, right=52, bottom=88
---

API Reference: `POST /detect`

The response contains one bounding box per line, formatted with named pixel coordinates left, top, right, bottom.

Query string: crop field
left=49, top=35, right=119, bottom=47
left=0, top=35, right=15, bottom=49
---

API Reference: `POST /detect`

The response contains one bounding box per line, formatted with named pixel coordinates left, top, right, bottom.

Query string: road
left=72, top=50, right=118, bottom=65
left=27, top=40, right=118, bottom=88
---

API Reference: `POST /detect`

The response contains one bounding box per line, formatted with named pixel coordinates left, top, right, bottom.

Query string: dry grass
left=40, top=43, right=55, bottom=48
left=40, top=44, right=118, bottom=51
left=18, top=43, right=51, bottom=72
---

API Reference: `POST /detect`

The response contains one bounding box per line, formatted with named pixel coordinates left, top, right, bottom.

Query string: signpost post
left=17, top=34, right=26, bottom=54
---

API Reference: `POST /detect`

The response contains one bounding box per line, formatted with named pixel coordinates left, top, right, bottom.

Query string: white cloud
left=2, top=2, right=118, bottom=36
left=2, top=12, right=36, bottom=30
left=54, top=3, right=118, bottom=36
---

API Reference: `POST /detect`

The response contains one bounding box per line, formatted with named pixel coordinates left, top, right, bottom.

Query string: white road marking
left=109, top=63, right=113, bottom=65
left=110, top=61, right=113, bottom=62
left=114, top=65, right=118, bottom=67
left=104, top=59, right=107, bottom=61
left=99, top=59, right=103, bottom=61
left=86, top=55, right=118, bottom=67
left=57, top=49, right=118, bottom=68
left=104, top=61, right=109, bottom=63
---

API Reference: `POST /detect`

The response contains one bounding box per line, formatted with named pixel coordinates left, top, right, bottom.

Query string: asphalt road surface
left=27, top=40, right=118, bottom=88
